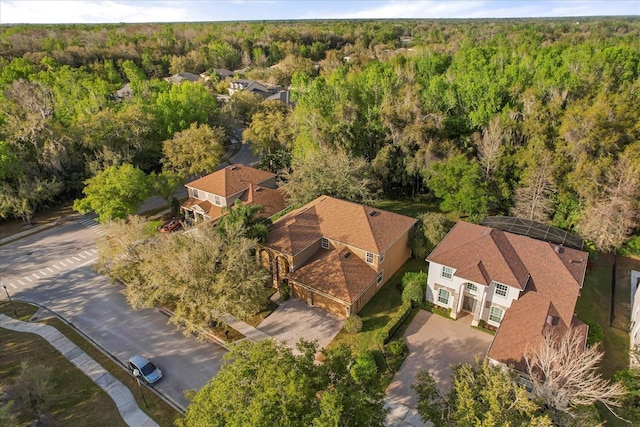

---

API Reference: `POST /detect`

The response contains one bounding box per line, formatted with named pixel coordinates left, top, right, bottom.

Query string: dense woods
left=1, top=18, right=639, bottom=251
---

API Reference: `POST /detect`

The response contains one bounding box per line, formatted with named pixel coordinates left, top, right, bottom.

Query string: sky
left=0, top=0, right=638, bottom=24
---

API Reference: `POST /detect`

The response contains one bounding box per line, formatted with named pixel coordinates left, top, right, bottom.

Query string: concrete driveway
left=257, top=298, right=344, bottom=352
left=386, top=310, right=494, bottom=408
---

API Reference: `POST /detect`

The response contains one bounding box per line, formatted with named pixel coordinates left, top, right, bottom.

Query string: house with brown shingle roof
left=426, top=221, right=589, bottom=371
left=259, top=196, right=417, bottom=317
left=181, top=165, right=286, bottom=225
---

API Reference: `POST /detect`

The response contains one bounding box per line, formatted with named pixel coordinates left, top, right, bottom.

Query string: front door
left=462, top=296, right=476, bottom=313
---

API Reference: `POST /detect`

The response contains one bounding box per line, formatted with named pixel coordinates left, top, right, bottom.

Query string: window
left=321, top=238, right=329, bottom=249
left=366, top=252, right=374, bottom=264
left=466, top=283, right=477, bottom=294
left=438, top=288, right=450, bottom=305
left=376, top=271, right=384, bottom=286
left=192, top=189, right=199, bottom=198
left=495, top=283, right=508, bottom=297
left=441, top=266, right=453, bottom=280
left=214, top=195, right=221, bottom=206
left=379, top=252, right=385, bottom=263
left=489, top=306, right=504, bottom=324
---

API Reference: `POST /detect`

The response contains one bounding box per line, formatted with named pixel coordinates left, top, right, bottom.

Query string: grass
left=328, top=258, right=428, bottom=354
left=373, top=198, right=440, bottom=219
left=0, top=301, right=180, bottom=427
left=1, top=302, right=126, bottom=427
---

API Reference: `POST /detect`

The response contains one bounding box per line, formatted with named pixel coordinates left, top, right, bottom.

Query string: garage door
left=291, top=283, right=310, bottom=302
left=313, top=292, right=348, bottom=317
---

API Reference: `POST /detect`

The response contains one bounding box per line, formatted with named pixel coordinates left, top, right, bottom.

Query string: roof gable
left=185, top=165, right=276, bottom=198
left=266, top=196, right=417, bottom=255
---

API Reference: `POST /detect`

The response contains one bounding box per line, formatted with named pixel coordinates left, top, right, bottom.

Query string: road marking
left=53, top=265, right=61, bottom=270
left=25, top=277, right=33, bottom=282
left=47, top=267, right=54, bottom=273
left=85, top=251, right=94, bottom=256
left=73, top=257, right=81, bottom=261
left=79, top=253, right=87, bottom=259
left=32, top=273, right=40, bottom=279
left=18, top=280, right=25, bottom=285
left=40, top=270, right=48, bottom=276
left=9, top=283, right=17, bottom=289
left=66, top=258, right=74, bottom=264
left=91, top=249, right=98, bottom=253
left=60, top=261, right=67, bottom=266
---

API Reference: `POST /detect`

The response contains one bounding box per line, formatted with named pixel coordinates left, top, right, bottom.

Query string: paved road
left=0, top=216, right=226, bottom=410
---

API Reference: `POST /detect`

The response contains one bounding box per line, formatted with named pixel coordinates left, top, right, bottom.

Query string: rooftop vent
left=546, top=315, right=559, bottom=326
left=344, top=252, right=351, bottom=259
left=368, top=210, right=378, bottom=217
left=554, top=245, right=563, bottom=254
left=230, top=165, right=239, bottom=170
left=255, top=187, right=263, bottom=192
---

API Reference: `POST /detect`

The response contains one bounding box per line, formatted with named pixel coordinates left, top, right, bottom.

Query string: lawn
left=0, top=302, right=126, bottom=427
left=374, top=198, right=440, bottom=219
left=328, top=257, right=428, bottom=354
left=0, top=301, right=180, bottom=427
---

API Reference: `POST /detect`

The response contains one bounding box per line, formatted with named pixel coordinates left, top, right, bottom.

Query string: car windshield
left=140, top=362, right=156, bottom=376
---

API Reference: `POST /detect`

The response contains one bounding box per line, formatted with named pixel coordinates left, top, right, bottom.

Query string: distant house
left=260, top=196, right=417, bottom=317
left=426, top=221, right=589, bottom=371
left=165, top=72, right=201, bottom=84
left=181, top=165, right=286, bottom=225
left=227, top=78, right=290, bottom=104
left=114, top=83, right=132, bottom=100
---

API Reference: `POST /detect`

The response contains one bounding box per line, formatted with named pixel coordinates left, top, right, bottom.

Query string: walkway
left=0, top=313, right=159, bottom=427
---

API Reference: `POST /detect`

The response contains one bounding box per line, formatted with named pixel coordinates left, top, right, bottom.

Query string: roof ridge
left=489, top=229, right=529, bottom=288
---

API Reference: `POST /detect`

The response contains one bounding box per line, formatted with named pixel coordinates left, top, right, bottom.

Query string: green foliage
left=427, top=155, right=490, bottom=222
left=413, top=359, right=554, bottom=427
left=377, top=301, right=412, bottom=345
left=161, top=122, right=226, bottom=178
left=217, top=200, right=271, bottom=242
left=350, top=351, right=378, bottom=386
left=343, top=315, right=364, bottom=334
left=620, top=235, right=640, bottom=256
left=149, top=171, right=184, bottom=204
left=180, top=340, right=386, bottom=427
left=0, top=141, right=22, bottom=182
left=401, top=271, right=426, bottom=305
left=153, top=82, right=219, bottom=138
left=584, top=319, right=604, bottom=346
left=614, top=368, right=640, bottom=424
left=411, top=212, right=449, bottom=260
left=73, top=164, right=151, bottom=223
left=383, top=339, right=409, bottom=372
left=279, top=282, right=291, bottom=301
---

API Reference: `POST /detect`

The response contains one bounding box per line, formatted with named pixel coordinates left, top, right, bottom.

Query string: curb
left=6, top=299, right=186, bottom=415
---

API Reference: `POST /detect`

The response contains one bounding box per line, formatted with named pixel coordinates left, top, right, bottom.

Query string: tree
left=217, top=200, right=271, bottom=242
left=15, top=360, right=52, bottom=425
left=413, top=359, right=553, bottom=427
left=411, top=212, right=449, bottom=260
left=242, top=100, right=292, bottom=158
left=179, top=340, right=386, bottom=427
left=226, top=90, right=263, bottom=124
left=576, top=149, right=640, bottom=252
left=153, top=82, right=219, bottom=138
left=162, top=122, right=226, bottom=178
left=511, top=152, right=557, bottom=222
left=0, top=176, right=62, bottom=224
left=0, top=383, right=15, bottom=427
left=280, top=146, right=379, bottom=206
left=427, top=155, right=490, bottom=222
left=73, top=164, right=151, bottom=223
left=524, top=327, right=626, bottom=416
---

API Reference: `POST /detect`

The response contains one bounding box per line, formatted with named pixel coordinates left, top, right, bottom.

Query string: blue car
left=128, top=354, right=162, bottom=385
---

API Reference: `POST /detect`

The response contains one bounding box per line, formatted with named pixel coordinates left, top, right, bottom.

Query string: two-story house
left=259, top=196, right=417, bottom=317
left=426, top=221, right=589, bottom=370
left=181, top=164, right=286, bottom=224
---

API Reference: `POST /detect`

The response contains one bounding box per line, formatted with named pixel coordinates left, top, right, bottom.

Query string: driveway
left=386, top=310, right=494, bottom=408
left=257, top=298, right=344, bottom=352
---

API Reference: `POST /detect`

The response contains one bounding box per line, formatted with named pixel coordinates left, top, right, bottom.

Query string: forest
left=0, top=17, right=638, bottom=252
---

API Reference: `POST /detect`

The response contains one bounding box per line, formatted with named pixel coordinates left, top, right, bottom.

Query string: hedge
left=377, top=301, right=413, bottom=345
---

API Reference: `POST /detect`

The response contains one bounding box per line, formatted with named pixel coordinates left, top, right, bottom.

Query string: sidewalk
left=0, top=313, right=159, bottom=427
left=0, top=214, right=82, bottom=246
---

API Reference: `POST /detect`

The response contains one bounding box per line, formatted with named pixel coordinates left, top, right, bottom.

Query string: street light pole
left=1, top=282, right=18, bottom=317
left=132, top=369, right=148, bottom=408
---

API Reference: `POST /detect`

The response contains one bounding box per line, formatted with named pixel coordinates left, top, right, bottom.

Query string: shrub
left=620, top=235, right=640, bottom=256
left=384, top=339, right=409, bottom=372
left=279, top=282, right=290, bottom=301
left=402, top=279, right=425, bottom=305
left=343, top=314, right=363, bottom=334
left=377, top=301, right=413, bottom=345
left=350, top=351, right=378, bottom=385
left=584, top=319, right=604, bottom=345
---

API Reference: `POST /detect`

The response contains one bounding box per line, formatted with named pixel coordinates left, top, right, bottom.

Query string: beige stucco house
left=181, top=165, right=286, bottom=225
left=259, top=196, right=417, bottom=317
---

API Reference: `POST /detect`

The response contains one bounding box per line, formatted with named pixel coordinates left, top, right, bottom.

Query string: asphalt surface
left=0, top=216, right=226, bottom=410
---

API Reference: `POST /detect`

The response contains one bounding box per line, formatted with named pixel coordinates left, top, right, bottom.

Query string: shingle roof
left=238, top=184, right=286, bottom=218
left=289, top=247, right=378, bottom=303
left=185, top=165, right=276, bottom=198
left=266, top=196, right=417, bottom=256
left=430, top=221, right=589, bottom=370
left=182, top=199, right=225, bottom=221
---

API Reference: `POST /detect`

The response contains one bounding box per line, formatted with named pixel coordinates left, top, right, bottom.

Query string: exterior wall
left=631, top=271, right=640, bottom=366
left=426, top=261, right=519, bottom=324
left=379, top=232, right=412, bottom=285
left=259, top=176, right=277, bottom=189
left=351, top=277, right=383, bottom=315
left=291, top=240, right=322, bottom=271
left=290, top=280, right=349, bottom=317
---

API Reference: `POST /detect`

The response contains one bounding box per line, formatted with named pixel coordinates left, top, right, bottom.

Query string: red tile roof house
left=181, top=165, right=286, bottom=225
left=426, top=221, right=589, bottom=372
left=259, top=196, right=417, bottom=317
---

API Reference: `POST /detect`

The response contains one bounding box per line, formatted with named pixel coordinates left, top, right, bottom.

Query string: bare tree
left=475, top=116, right=510, bottom=179
left=577, top=154, right=639, bottom=252
left=511, top=153, right=556, bottom=222
left=524, top=328, right=626, bottom=416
